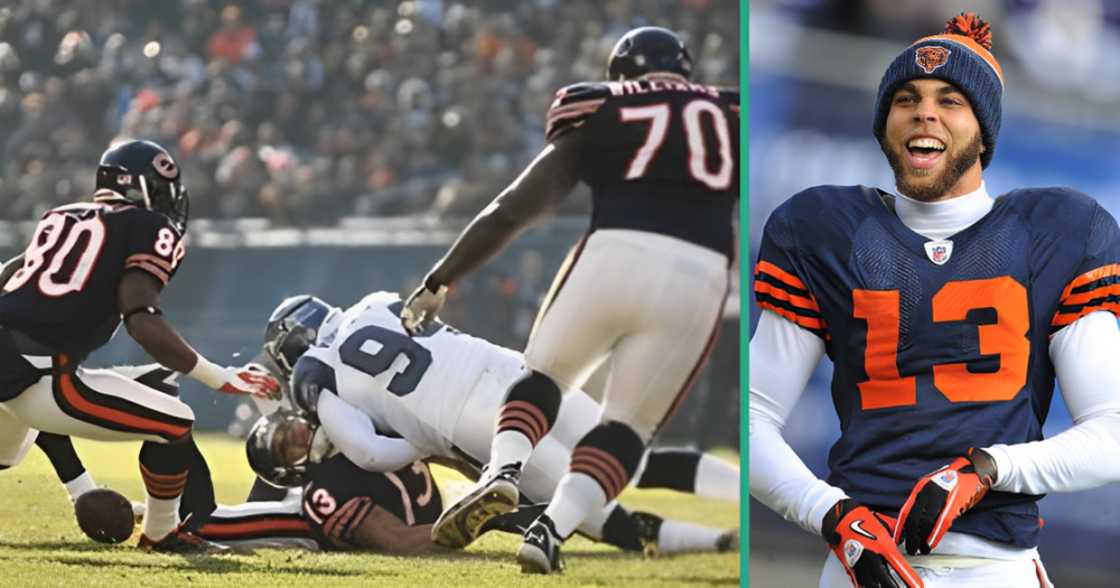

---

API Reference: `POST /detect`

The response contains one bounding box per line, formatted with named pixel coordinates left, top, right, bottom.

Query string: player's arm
left=749, top=310, right=845, bottom=533
left=987, top=310, right=1120, bottom=492
left=752, top=312, right=921, bottom=587
left=0, top=254, right=23, bottom=289
left=348, top=506, right=445, bottom=555
left=118, top=270, right=278, bottom=398
left=317, top=390, right=425, bottom=472
left=401, top=132, right=582, bottom=333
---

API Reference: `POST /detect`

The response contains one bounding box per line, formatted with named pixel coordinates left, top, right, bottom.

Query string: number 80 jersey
left=0, top=202, right=186, bottom=358
left=296, top=291, right=525, bottom=456
left=753, top=185, right=1120, bottom=548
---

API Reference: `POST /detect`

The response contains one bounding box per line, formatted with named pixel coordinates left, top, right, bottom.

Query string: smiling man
left=749, top=13, right=1120, bottom=588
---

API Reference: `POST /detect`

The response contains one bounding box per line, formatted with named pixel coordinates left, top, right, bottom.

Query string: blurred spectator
left=0, top=0, right=741, bottom=225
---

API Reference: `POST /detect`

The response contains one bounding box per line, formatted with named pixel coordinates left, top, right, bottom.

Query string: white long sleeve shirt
left=749, top=183, right=1120, bottom=556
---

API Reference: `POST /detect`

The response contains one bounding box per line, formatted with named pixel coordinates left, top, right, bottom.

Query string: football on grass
left=74, top=488, right=135, bottom=544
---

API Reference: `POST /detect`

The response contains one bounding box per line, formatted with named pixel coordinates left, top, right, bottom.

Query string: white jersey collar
left=893, top=182, right=994, bottom=241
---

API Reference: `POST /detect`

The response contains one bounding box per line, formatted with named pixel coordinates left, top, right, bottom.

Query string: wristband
left=188, top=355, right=227, bottom=390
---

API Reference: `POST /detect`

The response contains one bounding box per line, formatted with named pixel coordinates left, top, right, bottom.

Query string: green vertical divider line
left=739, top=0, right=750, bottom=586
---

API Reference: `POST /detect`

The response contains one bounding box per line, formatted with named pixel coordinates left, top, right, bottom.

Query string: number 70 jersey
left=297, top=291, right=526, bottom=456
left=753, top=185, right=1120, bottom=548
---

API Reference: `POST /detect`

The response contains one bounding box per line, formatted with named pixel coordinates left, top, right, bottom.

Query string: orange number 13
left=853, top=276, right=1029, bottom=410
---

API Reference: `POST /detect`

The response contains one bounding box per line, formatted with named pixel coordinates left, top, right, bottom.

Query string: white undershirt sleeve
left=983, top=310, right=1120, bottom=493
left=749, top=310, right=848, bottom=535
left=317, top=391, right=425, bottom=473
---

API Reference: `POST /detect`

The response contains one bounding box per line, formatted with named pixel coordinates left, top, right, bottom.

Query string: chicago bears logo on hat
left=915, top=46, right=951, bottom=74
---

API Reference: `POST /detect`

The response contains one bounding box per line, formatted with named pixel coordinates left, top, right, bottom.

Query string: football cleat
left=516, top=515, right=565, bottom=574
left=431, top=462, right=521, bottom=548
left=716, top=528, right=740, bottom=553
left=631, top=511, right=663, bottom=558
left=138, top=527, right=230, bottom=555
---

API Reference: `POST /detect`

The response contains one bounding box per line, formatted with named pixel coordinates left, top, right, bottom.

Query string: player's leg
left=195, top=491, right=317, bottom=551
left=521, top=245, right=728, bottom=572
left=33, top=432, right=98, bottom=502
left=487, top=237, right=619, bottom=473
left=3, top=363, right=222, bottom=551
left=634, top=448, right=739, bottom=502
left=0, top=407, right=37, bottom=470
left=433, top=242, right=621, bottom=548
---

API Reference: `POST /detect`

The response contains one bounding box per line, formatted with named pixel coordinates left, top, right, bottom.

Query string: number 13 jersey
left=753, top=185, right=1120, bottom=548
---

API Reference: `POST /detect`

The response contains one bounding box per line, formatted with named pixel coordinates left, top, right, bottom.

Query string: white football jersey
left=302, top=291, right=525, bottom=455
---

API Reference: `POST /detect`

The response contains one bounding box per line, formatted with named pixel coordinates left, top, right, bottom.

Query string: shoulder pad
left=546, top=82, right=614, bottom=142
left=290, top=355, right=337, bottom=416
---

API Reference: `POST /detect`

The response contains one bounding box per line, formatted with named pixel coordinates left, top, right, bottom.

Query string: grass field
left=0, top=434, right=739, bottom=587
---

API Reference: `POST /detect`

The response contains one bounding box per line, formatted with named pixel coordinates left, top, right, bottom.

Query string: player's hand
left=216, top=365, right=282, bottom=399
left=822, top=499, right=923, bottom=588
left=401, top=279, right=447, bottom=335
left=895, top=449, right=996, bottom=556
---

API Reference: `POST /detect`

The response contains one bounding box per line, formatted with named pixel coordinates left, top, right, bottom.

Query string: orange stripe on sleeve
left=1061, top=283, right=1120, bottom=307
left=754, top=280, right=821, bottom=312
left=126, top=253, right=173, bottom=272
left=1052, top=301, right=1120, bottom=327
left=758, top=301, right=828, bottom=332
left=125, top=261, right=170, bottom=285
left=1060, top=264, right=1120, bottom=300
left=755, top=260, right=808, bottom=291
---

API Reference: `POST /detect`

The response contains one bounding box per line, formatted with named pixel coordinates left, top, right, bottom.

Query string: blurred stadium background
left=749, top=1, right=1120, bottom=586
left=0, top=0, right=739, bottom=457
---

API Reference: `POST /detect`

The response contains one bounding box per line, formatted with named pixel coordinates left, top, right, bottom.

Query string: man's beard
left=882, top=132, right=983, bottom=202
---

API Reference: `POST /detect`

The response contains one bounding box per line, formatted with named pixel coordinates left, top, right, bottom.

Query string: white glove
left=189, top=358, right=282, bottom=399
left=401, top=281, right=448, bottom=335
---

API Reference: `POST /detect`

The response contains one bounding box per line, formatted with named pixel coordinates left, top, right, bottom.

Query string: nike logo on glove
left=849, top=519, right=877, bottom=541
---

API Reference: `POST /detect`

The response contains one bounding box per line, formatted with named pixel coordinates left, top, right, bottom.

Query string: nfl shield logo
left=924, top=240, right=953, bottom=265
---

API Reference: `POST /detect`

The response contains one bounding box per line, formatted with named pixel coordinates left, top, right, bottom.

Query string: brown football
left=74, top=488, right=135, bottom=544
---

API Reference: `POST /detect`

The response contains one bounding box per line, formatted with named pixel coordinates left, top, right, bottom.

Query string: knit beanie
left=872, top=13, right=1004, bottom=168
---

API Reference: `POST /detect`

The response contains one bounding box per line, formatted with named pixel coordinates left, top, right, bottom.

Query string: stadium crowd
left=0, top=0, right=738, bottom=225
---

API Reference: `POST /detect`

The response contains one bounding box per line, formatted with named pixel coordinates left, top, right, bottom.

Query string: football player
left=750, top=13, right=1120, bottom=588
left=257, top=292, right=738, bottom=558
left=0, top=140, right=280, bottom=553
left=401, top=25, right=738, bottom=573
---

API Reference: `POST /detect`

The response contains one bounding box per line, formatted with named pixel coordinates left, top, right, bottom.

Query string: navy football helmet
left=263, top=295, right=339, bottom=378
left=607, top=26, right=692, bottom=81
left=95, top=140, right=189, bottom=231
left=245, top=410, right=319, bottom=488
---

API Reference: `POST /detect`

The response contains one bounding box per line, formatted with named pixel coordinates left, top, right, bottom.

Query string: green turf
left=0, top=434, right=739, bottom=587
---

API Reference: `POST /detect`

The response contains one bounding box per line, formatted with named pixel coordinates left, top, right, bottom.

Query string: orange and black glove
left=822, top=499, right=923, bottom=588
left=895, top=448, right=997, bottom=555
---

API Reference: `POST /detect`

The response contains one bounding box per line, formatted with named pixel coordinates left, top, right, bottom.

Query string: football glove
left=895, top=448, right=997, bottom=556
left=216, top=365, right=282, bottom=399
left=401, top=279, right=447, bottom=336
left=822, top=499, right=923, bottom=588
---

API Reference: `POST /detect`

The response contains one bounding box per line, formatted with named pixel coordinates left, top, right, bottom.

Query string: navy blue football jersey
left=302, top=454, right=442, bottom=549
left=546, top=76, right=739, bottom=257
left=754, top=185, right=1120, bottom=548
left=0, top=201, right=186, bottom=359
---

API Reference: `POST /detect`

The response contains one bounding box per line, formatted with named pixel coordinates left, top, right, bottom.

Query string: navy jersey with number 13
left=754, top=185, right=1120, bottom=548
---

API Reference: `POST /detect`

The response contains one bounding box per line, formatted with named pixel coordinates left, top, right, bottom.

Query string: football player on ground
left=191, top=448, right=445, bottom=554
left=400, top=25, right=738, bottom=573
left=249, top=292, right=738, bottom=558
left=750, top=13, right=1120, bottom=588
left=0, top=140, right=280, bottom=553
